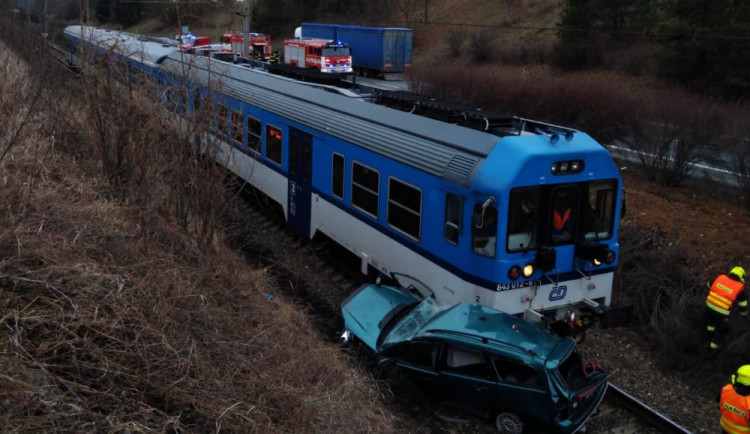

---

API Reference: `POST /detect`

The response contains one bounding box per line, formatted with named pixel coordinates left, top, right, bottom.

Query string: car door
left=391, top=341, right=441, bottom=395
left=490, top=354, right=552, bottom=424
left=436, top=345, right=502, bottom=416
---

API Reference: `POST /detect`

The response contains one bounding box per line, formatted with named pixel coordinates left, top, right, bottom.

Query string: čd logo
left=549, top=285, right=567, bottom=301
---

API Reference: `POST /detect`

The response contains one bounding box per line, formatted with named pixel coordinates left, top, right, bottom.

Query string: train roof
left=65, top=26, right=609, bottom=188
left=161, top=52, right=500, bottom=186
left=65, top=25, right=175, bottom=66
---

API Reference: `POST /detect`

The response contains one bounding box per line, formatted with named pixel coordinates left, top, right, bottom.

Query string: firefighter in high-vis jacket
left=269, top=50, right=280, bottom=64
left=706, top=266, right=747, bottom=350
left=719, top=365, right=750, bottom=434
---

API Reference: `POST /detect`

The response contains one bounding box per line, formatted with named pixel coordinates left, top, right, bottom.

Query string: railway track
left=27, top=28, right=694, bottom=432
left=224, top=183, right=693, bottom=434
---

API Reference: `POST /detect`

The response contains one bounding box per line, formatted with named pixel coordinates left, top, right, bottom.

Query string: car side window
left=398, top=342, right=440, bottom=370
left=492, top=356, right=542, bottom=388
left=444, top=346, right=493, bottom=380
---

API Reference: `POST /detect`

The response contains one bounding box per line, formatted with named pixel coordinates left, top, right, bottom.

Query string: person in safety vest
left=706, top=266, right=747, bottom=350
left=552, top=192, right=574, bottom=242
left=719, top=365, right=750, bottom=434
left=269, top=50, right=280, bottom=65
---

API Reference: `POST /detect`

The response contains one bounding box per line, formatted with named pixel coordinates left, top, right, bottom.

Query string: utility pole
left=241, top=0, right=251, bottom=59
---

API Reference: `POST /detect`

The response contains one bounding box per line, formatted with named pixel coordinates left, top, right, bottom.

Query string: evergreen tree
left=652, top=0, right=750, bottom=100
left=556, top=0, right=656, bottom=69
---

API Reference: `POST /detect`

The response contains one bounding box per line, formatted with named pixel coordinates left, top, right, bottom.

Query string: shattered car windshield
left=381, top=298, right=447, bottom=347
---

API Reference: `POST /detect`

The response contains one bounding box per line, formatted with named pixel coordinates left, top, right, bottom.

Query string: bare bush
left=724, top=111, right=750, bottom=209
left=623, top=93, right=717, bottom=186
left=496, top=42, right=554, bottom=65
left=601, top=43, right=659, bottom=77
left=468, top=28, right=495, bottom=63
left=409, top=64, right=640, bottom=142
left=0, top=26, right=401, bottom=433
left=0, top=29, right=46, bottom=168
left=611, top=223, right=748, bottom=387
left=444, top=29, right=465, bottom=58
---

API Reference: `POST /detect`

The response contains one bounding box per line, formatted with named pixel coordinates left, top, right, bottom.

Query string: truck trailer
left=300, top=23, right=412, bottom=79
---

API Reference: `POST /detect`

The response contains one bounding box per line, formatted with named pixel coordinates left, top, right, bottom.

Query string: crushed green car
left=341, top=283, right=608, bottom=434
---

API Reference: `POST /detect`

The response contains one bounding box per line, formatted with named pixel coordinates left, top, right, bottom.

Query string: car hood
left=341, top=284, right=419, bottom=351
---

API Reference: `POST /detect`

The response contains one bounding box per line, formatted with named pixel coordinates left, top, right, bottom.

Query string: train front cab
left=467, top=153, right=621, bottom=336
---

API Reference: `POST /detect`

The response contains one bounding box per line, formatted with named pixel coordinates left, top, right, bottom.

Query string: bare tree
left=725, top=112, right=750, bottom=209
left=445, top=29, right=465, bottom=58
left=623, top=95, right=714, bottom=186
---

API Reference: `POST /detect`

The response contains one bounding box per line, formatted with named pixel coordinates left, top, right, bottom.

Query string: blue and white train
left=63, top=25, right=624, bottom=333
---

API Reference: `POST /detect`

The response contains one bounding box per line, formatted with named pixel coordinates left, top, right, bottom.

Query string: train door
left=288, top=127, right=313, bottom=238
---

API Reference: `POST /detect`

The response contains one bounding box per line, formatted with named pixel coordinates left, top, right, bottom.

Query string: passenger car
left=341, top=283, right=609, bottom=434
left=64, top=25, right=623, bottom=335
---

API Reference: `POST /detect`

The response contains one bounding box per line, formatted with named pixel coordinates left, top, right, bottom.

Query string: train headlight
left=551, top=160, right=585, bottom=175
left=575, top=240, right=613, bottom=266
left=523, top=264, right=534, bottom=278
left=508, top=266, right=521, bottom=280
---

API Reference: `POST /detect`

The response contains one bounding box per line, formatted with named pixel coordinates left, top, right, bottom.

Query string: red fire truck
left=177, top=33, right=212, bottom=54
left=220, top=31, right=272, bottom=60
left=283, top=37, right=353, bottom=74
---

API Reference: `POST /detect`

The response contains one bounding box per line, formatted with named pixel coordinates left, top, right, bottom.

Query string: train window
left=551, top=188, right=577, bottom=244
left=231, top=110, right=243, bottom=145
left=332, top=153, right=344, bottom=199
left=216, top=103, right=229, bottom=137
left=472, top=204, right=498, bottom=257
left=352, top=162, right=379, bottom=217
left=247, top=117, right=261, bottom=154
left=127, top=65, right=140, bottom=89
left=387, top=177, right=421, bottom=240
left=266, top=125, right=282, bottom=165
left=507, top=189, right=539, bottom=252
left=444, top=194, right=463, bottom=245
left=193, top=87, right=202, bottom=114
left=585, top=181, right=617, bottom=241
left=176, top=88, right=188, bottom=113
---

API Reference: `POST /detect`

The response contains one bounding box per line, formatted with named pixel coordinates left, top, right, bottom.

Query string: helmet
left=730, top=266, right=746, bottom=283
left=733, top=365, right=750, bottom=386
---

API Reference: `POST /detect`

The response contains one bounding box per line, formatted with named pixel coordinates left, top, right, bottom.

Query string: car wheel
left=495, top=412, right=523, bottom=434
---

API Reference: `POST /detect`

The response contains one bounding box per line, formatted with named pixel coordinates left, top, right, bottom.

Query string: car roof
left=416, top=303, right=567, bottom=359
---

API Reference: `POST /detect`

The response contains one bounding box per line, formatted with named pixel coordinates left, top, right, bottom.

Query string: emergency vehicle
left=283, top=37, right=353, bottom=74
left=176, top=33, right=212, bottom=54
left=220, top=31, right=272, bottom=60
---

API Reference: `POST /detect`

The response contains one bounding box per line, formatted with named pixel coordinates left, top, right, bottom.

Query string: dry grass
left=0, top=23, right=399, bottom=433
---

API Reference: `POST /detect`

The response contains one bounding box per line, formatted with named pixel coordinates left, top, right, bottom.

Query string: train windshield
left=551, top=188, right=577, bottom=244
left=584, top=181, right=617, bottom=241
left=507, top=189, right=539, bottom=252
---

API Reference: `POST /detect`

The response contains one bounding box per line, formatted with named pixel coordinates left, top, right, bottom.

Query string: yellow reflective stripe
left=707, top=301, right=731, bottom=315
left=706, top=294, right=732, bottom=310
left=739, top=300, right=748, bottom=308
left=707, top=325, right=716, bottom=331
left=708, top=291, right=733, bottom=309
left=721, top=416, right=750, bottom=433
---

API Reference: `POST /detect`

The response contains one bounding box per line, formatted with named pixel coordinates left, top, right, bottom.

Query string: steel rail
left=606, top=383, right=693, bottom=434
